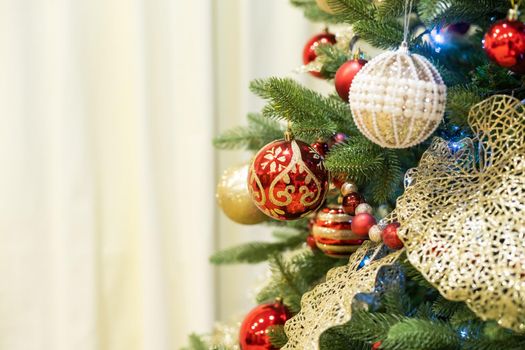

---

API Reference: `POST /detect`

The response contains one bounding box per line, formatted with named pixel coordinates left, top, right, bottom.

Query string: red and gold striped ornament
left=312, top=206, right=368, bottom=258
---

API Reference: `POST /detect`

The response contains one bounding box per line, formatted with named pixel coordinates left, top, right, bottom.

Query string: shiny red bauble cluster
left=484, top=12, right=525, bottom=74
left=335, top=58, right=368, bottom=101
left=303, top=32, right=337, bottom=78
left=239, top=301, right=291, bottom=350
left=248, top=138, right=329, bottom=221
left=312, top=206, right=367, bottom=258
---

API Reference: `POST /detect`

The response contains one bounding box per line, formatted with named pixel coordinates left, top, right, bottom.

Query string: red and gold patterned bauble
left=383, top=222, right=404, bottom=250
left=342, top=192, right=363, bottom=215
left=335, top=58, right=368, bottom=102
left=248, top=137, right=329, bottom=220
left=303, top=31, right=337, bottom=78
left=351, top=213, right=377, bottom=237
left=484, top=8, right=525, bottom=74
left=312, top=206, right=367, bottom=258
left=239, top=300, right=291, bottom=350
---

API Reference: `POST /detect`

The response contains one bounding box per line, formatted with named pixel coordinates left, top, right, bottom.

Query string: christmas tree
left=185, top=0, right=525, bottom=349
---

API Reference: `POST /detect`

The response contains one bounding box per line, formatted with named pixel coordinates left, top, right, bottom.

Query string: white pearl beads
left=349, top=48, right=446, bottom=148
left=368, top=224, right=383, bottom=243
left=355, top=203, right=373, bottom=215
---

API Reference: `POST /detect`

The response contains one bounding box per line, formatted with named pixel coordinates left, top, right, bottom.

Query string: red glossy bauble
left=239, top=301, right=291, bottom=350
left=311, top=141, right=330, bottom=157
left=312, top=206, right=367, bottom=258
left=351, top=213, right=377, bottom=237
left=484, top=17, right=525, bottom=73
left=383, top=222, right=404, bottom=250
left=303, top=32, right=337, bottom=77
left=248, top=138, right=329, bottom=220
left=342, top=192, right=363, bottom=216
left=335, top=59, right=368, bottom=101
left=372, top=341, right=382, bottom=350
left=306, top=234, right=318, bottom=250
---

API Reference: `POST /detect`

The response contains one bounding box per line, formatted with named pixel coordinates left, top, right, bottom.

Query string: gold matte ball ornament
left=216, top=164, right=267, bottom=225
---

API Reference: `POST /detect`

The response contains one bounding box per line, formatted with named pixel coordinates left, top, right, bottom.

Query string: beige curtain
left=0, top=0, right=214, bottom=349
left=0, top=0, right=332, bottom=349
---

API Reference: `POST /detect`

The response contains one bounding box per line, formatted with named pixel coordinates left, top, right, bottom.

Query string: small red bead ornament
left=383, top=222, right=404, bottom=250
left=351, top=213, right=377, bottom=237
left=342, top=192, right=363, bottom=215
left=311, top=140, right=330, bottom=157
left=303, top=31, right=337, bottom=78
left=372, top=341, right=382, bottom=350
left=239, top=300, right=291, bottom=350
left=484, top=6, right=525, bottom=74
left=306, top=234, right=318, bottom=250
left=312, top=206, right=367, bottom=258
left=248, top=134, right=329, bottom=220
left=335, top=55, right=368, bottom=102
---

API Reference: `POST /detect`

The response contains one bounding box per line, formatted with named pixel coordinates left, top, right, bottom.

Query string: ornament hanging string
left=511, top=0, right=522, bottom=9
left=402, top=0, right=414, bottom=49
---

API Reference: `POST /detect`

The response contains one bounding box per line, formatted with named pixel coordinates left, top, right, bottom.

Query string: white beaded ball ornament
left=349, top=46, right=447, bottom=148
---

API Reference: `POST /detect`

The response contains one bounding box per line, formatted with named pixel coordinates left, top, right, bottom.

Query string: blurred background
left=0, top=0, right=330, bottom=349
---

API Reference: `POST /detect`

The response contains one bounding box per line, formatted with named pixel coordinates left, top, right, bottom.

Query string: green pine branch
left=213, top=113, right=284, bottom=151
left=382, top=318, right=460, bottom=350
left=268, top=325, right=289, bottom=348
left=327, top=0, right=376, bottom=22
left=256, top=251, right=345, bottom=313
left=290, top=0, right=338, bottom=23
left=250, top=77, right=357, bottom=139
left=376, top=0, right=407, bottom=20
left=209, top=231, right=308, bottom=265
left=181, top=334, right=208, bottom=350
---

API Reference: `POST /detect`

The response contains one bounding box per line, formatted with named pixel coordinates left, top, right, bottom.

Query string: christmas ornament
left=303, top=31, right=337, bottom=78
left=306, top=235, right=318, bottom=250
left=394, top=95, right=525, bottom=331
left=311, top=140, right=329, bottom=157
left=372, top=341, right=382, bottom=350
left=217, top=164, right=267, bottom=225
left=315, top=0, right=335, bottom=14
left=335, top=55, right=368, bottom=102
left=382, top=223, right=403, bottom=250
left=349, top=0, right=446, bottom=148
left=332, top=132, right=348, bottom=144
left=484, top=6, right=525, bottom=74
left=248, top=135, right=329, bottom=220
left=340, top=181, right=358, bottom=196
left=355, top=203, right=373, bottom=215
left=311, top=206, right=366, bottom=258
left=239, top=300, right=291, bottom=350
left=351, top=213, right=377, bottom=237
left=368, top=224, right=383, bottom=243
left=342, top=192, right=363, bottom=215
left=282, top=242, right=404, bottom=350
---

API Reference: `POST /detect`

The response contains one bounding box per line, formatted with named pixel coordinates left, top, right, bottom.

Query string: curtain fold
left=0, top=1, right=214, bottom=349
